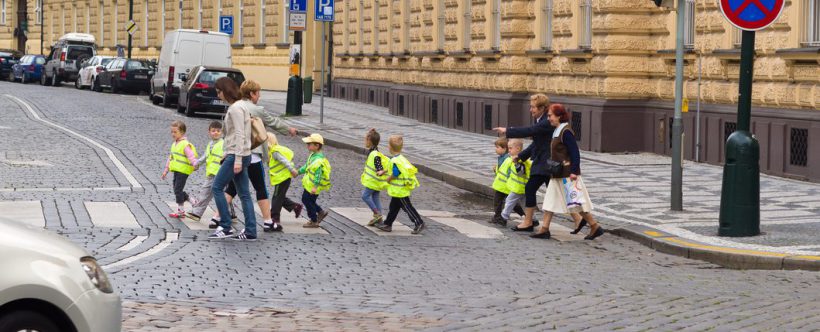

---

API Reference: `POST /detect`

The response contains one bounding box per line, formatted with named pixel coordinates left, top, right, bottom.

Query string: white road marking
left=104, top=232, right=178, bottom=269
left=252, top=203, right=328, bottom=234
left=117, top=235, right=148, bottom=251
left=427, top=217, right=504, bottom=239
left=84, top=202, right=141, bottom=228
left=332, top=207, right=417, bottom=236
left=0, top=201, right=45, bottom=227
left=165, top=201, right=213, bottom=230
left=4, top=94, right=143, bottom=189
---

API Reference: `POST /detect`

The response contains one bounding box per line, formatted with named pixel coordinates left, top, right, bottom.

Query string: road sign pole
left=670, top=0, right=685, bottom=211
left=718, top=30, right=760, bottom=237
left=320, top=21, right=325, bottom=125
left=128, top=0, right=133, bottom=59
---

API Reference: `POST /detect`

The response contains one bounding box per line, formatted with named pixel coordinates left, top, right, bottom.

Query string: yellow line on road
left=664, top=237, right=790, bottom=258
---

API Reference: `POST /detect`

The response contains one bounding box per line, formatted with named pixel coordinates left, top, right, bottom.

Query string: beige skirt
left=542, top=176, right=594, bottom=214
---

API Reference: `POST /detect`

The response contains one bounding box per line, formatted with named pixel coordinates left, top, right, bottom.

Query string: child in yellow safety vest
left=265, top=132, right=303, bottom=232
left=361, top=129, right=389, bottom=226
left=161, top=120, right=200, bottom=218
left=297, top=133, right=332, bottom=228
left=187, top=121, right=225, bottom=227
left=374, top=135, right=426, bottom=235
left=491, top=137, right=525, bottom=225
left=500, top=139, right=530, bottom=225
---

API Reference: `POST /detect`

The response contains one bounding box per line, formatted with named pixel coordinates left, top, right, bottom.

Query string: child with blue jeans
left=360, top=129, right=388, bottom=226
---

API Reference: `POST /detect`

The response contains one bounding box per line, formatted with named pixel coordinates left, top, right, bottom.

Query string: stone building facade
left=0, top=0, right=328, bottom=90
left=330, top=0, right=820, bottom=182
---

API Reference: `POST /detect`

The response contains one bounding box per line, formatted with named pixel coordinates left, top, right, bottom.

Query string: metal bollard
left=285, top=75, right=303, bottom=116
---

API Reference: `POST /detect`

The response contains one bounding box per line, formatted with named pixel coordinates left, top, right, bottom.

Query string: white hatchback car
left=0, top=218, right=121, bottom=332
left=75, top=55, right=114, bottom=90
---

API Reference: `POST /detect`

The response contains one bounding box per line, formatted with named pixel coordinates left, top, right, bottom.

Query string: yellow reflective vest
left=268, top=144, right=295, bottom=185
left=506, top=159, right=531, bottom=195
left=492, top=157, right=514, bottom=195
left=169, top=139, right=198, bottom=175
left=205, top=139, right=224, bottom=177
left=360, top=149, right=389, bottom=191
left=387, top=155, right=419, bottom=198
left=301, top=153, right=332, bottom=194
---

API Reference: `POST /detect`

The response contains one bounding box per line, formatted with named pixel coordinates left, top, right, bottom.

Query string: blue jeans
left=212, top=154, right=256, bottom=235
left=301, top=189, right=323, bottom=222
left=361, top=188, right=382, bottom=214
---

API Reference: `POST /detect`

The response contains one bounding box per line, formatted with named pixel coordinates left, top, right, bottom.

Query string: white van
left=150, top=29, right=232, bottom=107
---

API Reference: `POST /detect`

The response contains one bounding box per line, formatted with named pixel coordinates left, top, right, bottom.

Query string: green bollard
left=718, top=131, right=760, bottom=237
left=303, top=76, right=314, bottom=104
left=285, top=75, right=303, bottom=116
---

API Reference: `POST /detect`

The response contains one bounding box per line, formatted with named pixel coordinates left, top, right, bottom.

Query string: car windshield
left=198, top=71, right=245, bottom=85
left=35, top=57, right=45, bottom=65
left=100, top=58, right=113, bottom=66
left=66, top=46, right=94, bottom=61
left=126, top=60, right=150, bottom=70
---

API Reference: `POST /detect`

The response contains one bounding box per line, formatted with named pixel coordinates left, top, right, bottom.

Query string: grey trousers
left=189, top=175, right=215, bottom=217
left=501, top=192, right=525, bottom=221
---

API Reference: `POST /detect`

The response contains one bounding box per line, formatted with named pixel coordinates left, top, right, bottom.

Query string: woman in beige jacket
left=208, top=77, right=257, bottom=240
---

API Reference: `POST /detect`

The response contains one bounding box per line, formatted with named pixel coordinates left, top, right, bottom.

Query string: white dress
left=541, top=123, right=594, bottom=214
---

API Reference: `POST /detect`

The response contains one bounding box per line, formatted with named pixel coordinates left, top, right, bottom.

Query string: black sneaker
left=412, top=222, right=426, bottom=235
left=271, top=223, right=283, bottom=232
left=233, top=231, right=257, bottom=241
left=263, top=223, right=275, bottom=232
left=208, top=218, right=220, bottom=229
left=376, top=223, right=392, bottom=232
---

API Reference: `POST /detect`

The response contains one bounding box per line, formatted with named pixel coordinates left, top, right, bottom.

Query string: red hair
left=549, top=104, right=570, bottom=123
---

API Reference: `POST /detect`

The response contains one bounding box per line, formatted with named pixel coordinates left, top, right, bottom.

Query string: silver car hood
left=0, top=218, right=89, bottom=260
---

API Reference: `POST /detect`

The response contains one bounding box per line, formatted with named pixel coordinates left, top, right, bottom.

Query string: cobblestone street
left=3, top=81, right=820, bottom=331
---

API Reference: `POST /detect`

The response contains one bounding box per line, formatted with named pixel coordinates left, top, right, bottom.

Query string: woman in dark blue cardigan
left=493, top=94, right=554, bottom=231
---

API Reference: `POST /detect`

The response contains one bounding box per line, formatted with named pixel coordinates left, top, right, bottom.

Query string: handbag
left=545, top=159, right=563, bottom=177
left=250, top=116, right=268, bottom=149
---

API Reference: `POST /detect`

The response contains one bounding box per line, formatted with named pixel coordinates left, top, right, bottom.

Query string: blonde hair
left=240, top=80, right=262, bottom=100
left=266, top=131, right=278, bottom=146
left=508, top=138, right=524, bottom=150
left=171, top=120, right=186, bottom=134
left=388, top=135, right=404, bottom=153
left=530, top=94, right=550, bottom=110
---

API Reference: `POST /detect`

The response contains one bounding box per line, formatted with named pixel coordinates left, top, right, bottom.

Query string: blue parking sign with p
left=315, top=0, right=334, bottom=21
left=219, top=16, right=234, bottom=35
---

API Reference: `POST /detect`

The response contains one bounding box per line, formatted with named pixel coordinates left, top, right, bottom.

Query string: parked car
left=95, top=58, right=153, bottom=94
left=42, top=33, right=96, bottom=86
left=150, top=29, right=231, bottom=107
left=10, top=55, right=45, bottom=83
left=0, top=218, right=121, bottom=332
left=76, top=55, right=114, bottom=89
left=0, top=51, right=21, bottom=81
left=177, top=66, right=245, bottom=116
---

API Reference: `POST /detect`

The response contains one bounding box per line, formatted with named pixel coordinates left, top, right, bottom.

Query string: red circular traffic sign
left=719, top=0, right=785, bottom=31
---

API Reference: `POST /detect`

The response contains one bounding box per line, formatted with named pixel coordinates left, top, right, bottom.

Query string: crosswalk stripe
left=118, top=235, right=148, bottom=251
left=508, top=216, right=586, bottom=242
left=85, top=202, right=140, bottom=228
left=164, top=202, right=214, bottom=231
left=0, top=201, right=45, bottom=228
left=252, top=203, right=329, bottom=235
left=426, top=216, right=505, bottom=239
left=331, top=207, right=417, bottom=236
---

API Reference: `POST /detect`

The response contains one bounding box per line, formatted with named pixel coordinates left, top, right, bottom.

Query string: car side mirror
left=179, top=73, right=188, bottom=82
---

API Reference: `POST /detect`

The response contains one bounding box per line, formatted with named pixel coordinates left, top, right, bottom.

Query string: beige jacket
left=222, top=100, right=252, bottom=166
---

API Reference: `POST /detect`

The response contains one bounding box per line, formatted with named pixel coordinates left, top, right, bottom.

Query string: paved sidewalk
left=259, top=91, right=820, bottom=269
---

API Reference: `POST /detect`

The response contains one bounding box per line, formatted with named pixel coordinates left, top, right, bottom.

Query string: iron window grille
left=456, top=102, right=464, bottom=127
left=431, top=100, right=438, bottom=123
left=724, top=121, right=737, bottom=142
left=571, top=111, right=582, bottom=142
left=399, top=95, right=405, bottom=115
left=484, top=105, right=493, bottom=131
left=790, top=128, right=809, bottom=167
